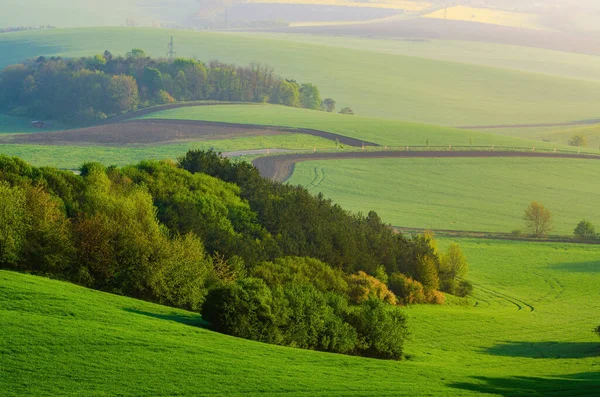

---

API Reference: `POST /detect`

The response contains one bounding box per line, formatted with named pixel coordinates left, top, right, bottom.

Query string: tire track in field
left=305, top=167, right=326, bottom=192
left=253, top=150, right=600, bottom=183
left=471, top=282, right=535, bottom=312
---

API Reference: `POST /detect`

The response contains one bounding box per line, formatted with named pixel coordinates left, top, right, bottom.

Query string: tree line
left=0, top=49, right=343, bottom=124
left=0, top=151, right=470, bottom=359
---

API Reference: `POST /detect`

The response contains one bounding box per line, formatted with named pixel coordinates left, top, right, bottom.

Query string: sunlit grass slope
left=0, top=133, right=334, bottom=169
left=261, top=35, right=600, bottom=82
left=2, top=238, right=600, bottom=396
left=142, top=104, right=584, bottom=151
left=424, top=6, right=546, bottom=30
left=2, top=28, right=600, bottom=125
left=287, top=157, right=600, bottom=234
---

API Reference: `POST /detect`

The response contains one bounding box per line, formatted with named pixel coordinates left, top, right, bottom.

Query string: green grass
left=3, top=28, right=600, bottom=125
left=142, top=104, right=594, bottom=152
left=0, top=134, right=335, bottom=169
left=258, top=34, right=600, bottom=82
left=2, top=238, right=599, bottom=396
left=287, top=157, right=600, bottom=234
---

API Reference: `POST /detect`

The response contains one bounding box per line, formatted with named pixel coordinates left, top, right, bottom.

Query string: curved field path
left=252, top=150, right=600, bottom=182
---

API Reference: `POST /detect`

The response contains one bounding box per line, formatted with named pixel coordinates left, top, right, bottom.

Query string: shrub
left=389, top=273, right=426, bottom=305
left=510, top=229, right=522, bottom=238
left=456, top=280, right=473, bottom=297
left=276, top=283, right=357, bottom=353
left=339, top=107, right=354, bottom=115
left=202, top=278, right=278, bottom=343
left=251, top=256, right=348, bottom=295
left=574, top=220, right=596, bottom=240
left=426, top=290, right=446, bottom=305
left=347, top=271, right=397, bottom=305
left=595, top=325, right=600, bottom=337
left=347, top=299, right=409, bottom=360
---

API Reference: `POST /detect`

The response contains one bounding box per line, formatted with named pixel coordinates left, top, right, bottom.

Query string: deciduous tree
left=523, top=201, right=553, bottom=237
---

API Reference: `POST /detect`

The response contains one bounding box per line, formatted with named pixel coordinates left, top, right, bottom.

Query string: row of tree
left=521, top=201, right=597, bottom=240
left=0, top=151, right=471, bottom=360
left=0, top=50, right=341, bottom=123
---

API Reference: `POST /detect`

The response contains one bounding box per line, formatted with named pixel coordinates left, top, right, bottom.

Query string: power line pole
left=167, top=36, right=175, bottom=62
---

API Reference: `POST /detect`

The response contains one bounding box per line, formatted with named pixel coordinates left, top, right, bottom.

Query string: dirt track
left=252, top=150, right=600, bottom=182
left=6, top=119, right=378, bottom=147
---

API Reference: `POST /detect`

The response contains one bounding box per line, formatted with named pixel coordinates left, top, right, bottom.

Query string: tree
left=299, top=83, right=321, bottom=110
left=523, top=201, right=553, bottom=237
left=321, top=98, right=336, bottom=112
left=339, top=107, right=354, bottom=115
left=574, top=220, right=596, bottom=240
left=439, top=243, right=469, bottom=295
left=0, top=182, right=28, bottom=266
left=568, top=133, right=587, bottom=147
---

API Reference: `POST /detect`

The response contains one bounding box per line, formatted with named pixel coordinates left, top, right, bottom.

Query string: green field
left=259, top=34, right=600, bottom=82
left=3, top=28, right=600, bottom=125
left=2, top=238, right=599, bottom=396
left=287, top=157, right=600, bottom=234
left=0, top=133, right=335, bottom=169
left=142, top=104, right=591, bottom=152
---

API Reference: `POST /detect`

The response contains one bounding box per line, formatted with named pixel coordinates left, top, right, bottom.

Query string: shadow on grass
left=450, top=372, right=600, bottom=396
left=124, top=308, right=209, bottom=328
left=483, top=341, right=600, bottom=359
left=548, top=261, right=600, bottom=273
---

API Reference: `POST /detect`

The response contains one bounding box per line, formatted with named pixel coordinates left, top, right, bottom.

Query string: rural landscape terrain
left=1, top=1, right=599, bottom=396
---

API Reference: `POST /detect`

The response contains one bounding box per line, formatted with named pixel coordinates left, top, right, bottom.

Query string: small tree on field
left=321, top=98, right=336, bottom=112
left=523, top=201, right=553, bottom=237
left=594, top=325, right=600, bottom=337
left=574, top=220, right=596, bottom=240
left=568, top=133, right=587, bottom=147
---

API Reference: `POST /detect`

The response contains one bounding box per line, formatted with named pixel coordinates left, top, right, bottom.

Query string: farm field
left=286, top=157, right=600, bottom=234
left=0, top=133, right=334, bottom=169
left=423, top=6, right=546, bottom=30
left=3, top=28, right=600, bottom=125
left=255, top=35, right=600, bottom=82
left=2, top=238, right=599, bottom=396
left=141, top=105, right=592, bottom=152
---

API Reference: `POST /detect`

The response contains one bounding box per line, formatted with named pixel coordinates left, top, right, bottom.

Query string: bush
left=426, top=290, right=446, bottom=305
left=574, top=220, right=596, bottom=240
left=347, top=271, right=397, bottom=305
left=456, top=280, right=473, bottom=297
left=202, top=278, right=278, bottom=343
left=347, top=299, right=409, bottom=360
left=389, top=273, right=426, bottom=305
left=595, top=325, right=600, bottom=337
left=510, top=229, right=522, bottom=238
left=251, top=256, right=348, bottom=295
left=339, top=107, right=354, bottom=115
left=275, top=283, right=357, bottom=353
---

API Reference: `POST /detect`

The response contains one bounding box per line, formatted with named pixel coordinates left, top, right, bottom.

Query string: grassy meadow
left=2, top=238, right=599, bottom=396
left=2, top=28, right=600, bottom=125
left=287, top=157, right=600, bottom=234
left=0, top=133, right=335, bottom=169
left=142, top=104, right=592, bottom=152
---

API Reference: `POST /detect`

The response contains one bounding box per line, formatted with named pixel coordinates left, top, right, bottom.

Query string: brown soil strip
left=252, top=150, right=600, bottom=182
left=6, top=119, right=378, bottom=147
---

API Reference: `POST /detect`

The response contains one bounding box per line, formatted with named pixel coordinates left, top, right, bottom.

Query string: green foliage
left=299, top=83, right=321, bottom=110
left=439, top=243, right=469, bottom=295
left=321, top=98, right=336, bottom=112
left=389, top=273, right=426, bottom=305
left=524, top=201, right=553, bottom=237
left=0, top=181, right=28, bottom=266
left=251, top=256, right=348, bottom=295
left=574, top=220, right=596, bottom=240
left=347, top=299, right=409, bottom=360
left=0, top=53, right=332, bottom=124
left=202, top=278, right=278, bottom=343
left=347, top=271, right=397, bottom=305
left=568, top=133, right=587, bottom=147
